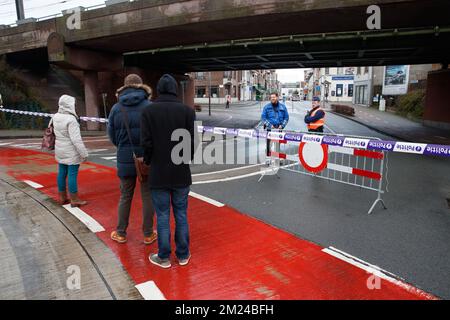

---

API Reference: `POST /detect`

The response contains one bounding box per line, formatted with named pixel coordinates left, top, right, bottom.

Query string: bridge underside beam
left=124, top=28, right=450, bottom=72
left=47, top=33, right=123, bottom=72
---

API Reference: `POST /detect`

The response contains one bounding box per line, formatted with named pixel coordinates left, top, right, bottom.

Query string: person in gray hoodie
left=52, top=95, right=89, bottom=207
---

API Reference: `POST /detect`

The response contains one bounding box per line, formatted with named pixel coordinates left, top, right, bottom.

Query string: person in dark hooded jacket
left=107, top=74, right=156, bottom=245
left=141, top=74, right=196, bottom=269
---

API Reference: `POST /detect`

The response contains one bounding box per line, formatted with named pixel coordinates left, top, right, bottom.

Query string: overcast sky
left=0, top=0, right=105, bottom=25
left=276, top=69, right=305, bottom=83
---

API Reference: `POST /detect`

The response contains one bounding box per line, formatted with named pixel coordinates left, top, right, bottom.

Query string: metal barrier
left=262, top=131, right=388, bottom=214
left=259, top=129, right=285, bottom=182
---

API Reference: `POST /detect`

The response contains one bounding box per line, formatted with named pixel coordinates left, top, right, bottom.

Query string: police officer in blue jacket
left=261, top=92, right=289, bottom=157
left=261, top=92, right=289, bottom=130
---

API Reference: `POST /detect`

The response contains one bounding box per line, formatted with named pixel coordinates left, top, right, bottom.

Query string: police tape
left=0, top=108, right=108, bottom=123
left=1, top=108, right=449, bottom=157
left=198, top=125, right=450, bottom=157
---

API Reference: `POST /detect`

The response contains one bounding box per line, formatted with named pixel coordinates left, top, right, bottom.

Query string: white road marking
left=192, top=170, right=262, bottom=185
left=10, top=144, right=39, bottom=149
left=325, top=124, right=337, bottom=134
left=0, top=142, right=13, bottom=146
left=23, top=180, right=44, bottom=189
left=101, top=156, right=117, bottom=161
left=62, top=204, right=105, bottom=233
left=322, top=246, right=435, bottom=298
left=189, top=191, right=225, bottom=207
left=135, top=281, right=166, bottom=300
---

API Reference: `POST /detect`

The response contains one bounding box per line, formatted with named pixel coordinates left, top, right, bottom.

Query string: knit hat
left=124, top=74, right=143, bottom=86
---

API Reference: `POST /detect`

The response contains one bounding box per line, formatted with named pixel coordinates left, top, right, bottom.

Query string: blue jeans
left=151, top=187, right=190, bottom=260
left=57, top=164, right=80, bottom=194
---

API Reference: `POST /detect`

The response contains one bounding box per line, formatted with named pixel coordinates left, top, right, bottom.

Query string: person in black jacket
left=141, top=74, right=196, bottom=269
left=107, top=74, right=156, bottom=246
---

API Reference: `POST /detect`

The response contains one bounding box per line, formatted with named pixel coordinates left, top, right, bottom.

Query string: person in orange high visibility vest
left=304, top=96, right=325, bottom=133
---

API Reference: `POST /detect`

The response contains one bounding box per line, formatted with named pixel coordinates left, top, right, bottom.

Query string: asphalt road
left=193, top=101, right=450, bottom=299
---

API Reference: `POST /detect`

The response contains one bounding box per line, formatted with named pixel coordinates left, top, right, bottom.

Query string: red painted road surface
left=0, top=147, right=437, bottom=300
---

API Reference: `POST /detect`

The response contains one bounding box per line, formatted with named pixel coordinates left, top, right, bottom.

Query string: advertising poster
left=382, top=65, right=410, bottom=95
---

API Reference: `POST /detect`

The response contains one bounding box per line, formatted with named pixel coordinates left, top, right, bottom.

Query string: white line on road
left=0, top=142, right=12, bottom=146
left=23, top=180, right=44, bottom=189
left=62, top=204, right=105, bottom=233
left=325, top=124, right=337, bottom=134
left=192, top=164, right=262, bottom=177
left=10, top=144, right=40, bottom=149
left=192, top=170, right=262, bottom=185
left=322, top=246, right=435, bottom=298
left=189, top=191, right=225, bottom=207
left=101, top=156, right=117, bottom=160
left=135, top=281, right=166, bottom=300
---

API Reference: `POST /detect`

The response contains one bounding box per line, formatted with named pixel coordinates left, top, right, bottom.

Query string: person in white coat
left=53, top=95, right=89, bottom=207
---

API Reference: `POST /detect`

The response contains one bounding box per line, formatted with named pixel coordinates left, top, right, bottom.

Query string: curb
left=0, top=172, right=142, bottom=300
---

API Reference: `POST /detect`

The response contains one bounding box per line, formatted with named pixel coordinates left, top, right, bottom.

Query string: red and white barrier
left=264, top=134, right=388, bottom=214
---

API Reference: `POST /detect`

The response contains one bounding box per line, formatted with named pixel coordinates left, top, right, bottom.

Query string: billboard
left=382, top=65, right=410, bottom=95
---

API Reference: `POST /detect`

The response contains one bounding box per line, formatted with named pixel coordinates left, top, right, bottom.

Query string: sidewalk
left=0, top=146, right=438, bottom=300
left=327, top=103, right=450, bottom=145
left=0, top=172, right=140, bottom=300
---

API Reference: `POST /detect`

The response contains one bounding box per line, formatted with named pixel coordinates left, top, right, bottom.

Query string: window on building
left=224, top=71, right=232, bottom=79
left=337, top=68, right=343, bottom=75
left=196, top=72, right=205, bottom=80
left=348, top=84, right=354, bottom=97
left=325, top=68, right=330, bottom=75
left=336, top=84, right=343, bottom=97
left=365, top=67, right=369, bottom=74
left=210, top=86, right=219, bottom=98
left=196, top=87, right=206, bottom=98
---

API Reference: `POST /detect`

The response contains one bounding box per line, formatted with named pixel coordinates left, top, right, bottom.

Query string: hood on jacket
left=118, top=87, right=150, bottom=106
left=157, top=74, right=178, bottom=96
left=116, top=83, right=152, bottom=98
left=58, top=95, right=78, bottom=118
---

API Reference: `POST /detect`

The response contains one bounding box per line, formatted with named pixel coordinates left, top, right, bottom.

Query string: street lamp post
left=15, top=0, right=25, bottom=21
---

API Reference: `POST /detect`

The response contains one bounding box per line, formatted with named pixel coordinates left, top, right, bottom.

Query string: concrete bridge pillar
left=84, top=71, right=100, bottom=131
left=182, top=75, right=195, bottom=108
left=423, top=68, right=450, bottom=130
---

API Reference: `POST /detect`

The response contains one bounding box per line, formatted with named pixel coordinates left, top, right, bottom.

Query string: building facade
left=193, top=69, right=279, bottom=103
left=305, top=67, right=355, bottom=103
